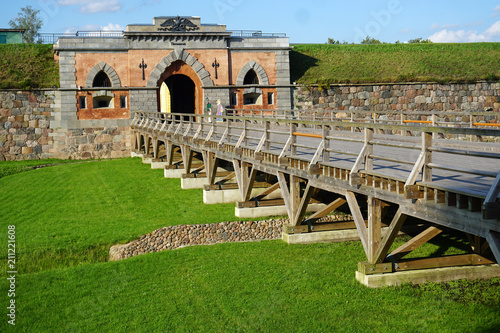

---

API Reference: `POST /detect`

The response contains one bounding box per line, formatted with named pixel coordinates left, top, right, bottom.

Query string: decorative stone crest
left=159, top=16, right=199, bottom=32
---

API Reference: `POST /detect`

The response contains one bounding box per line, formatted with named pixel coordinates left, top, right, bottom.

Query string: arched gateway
left=53, top=15, right=291, bottom=124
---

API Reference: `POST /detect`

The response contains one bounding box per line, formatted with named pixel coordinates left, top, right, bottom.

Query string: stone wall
left=294, top=82, right=500, bottom=113
left=0, top=90, right=55, bottom=161
left=0, top=89, right=132, bottom=161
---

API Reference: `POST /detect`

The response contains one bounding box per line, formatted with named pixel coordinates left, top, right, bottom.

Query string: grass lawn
left=291, top=43, right=500, bottom=85
left=1, top=158, right=500, bottom=332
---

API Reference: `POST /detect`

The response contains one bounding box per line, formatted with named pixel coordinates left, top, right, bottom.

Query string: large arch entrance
left=160, top=74, right=196, bottom=114
left=157, top=60, right=204, bottom=115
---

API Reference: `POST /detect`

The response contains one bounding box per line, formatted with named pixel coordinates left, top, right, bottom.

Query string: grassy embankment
left=0, top=44, right=59, bottom=89
left=0, top=158, right=500, bottom=332
left=291, top=43, right=500, bottom=85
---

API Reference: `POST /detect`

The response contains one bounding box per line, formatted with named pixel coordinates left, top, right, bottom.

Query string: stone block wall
left=0, top=90, right=55, bottom=161
left=294, top=82, right=500, bottom=113
left=0, top=89, right=132, bottom=161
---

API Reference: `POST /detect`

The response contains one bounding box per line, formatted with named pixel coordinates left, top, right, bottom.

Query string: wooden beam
left=486, top=230, right=500, bottom=264
left=252, top=182, right=280, bottom=202
left=373, top=208, right=407, bottom=263
left=346, top=191, right=369, bottom=258
left=395, top=254, right=494, bottom=271
left=277, top=172, right=293, bottom=220
left=181, top=145, right=193, bottom=174
left=290, top=175, right=301, bottom=224
left=307, top=198, right=347, bottom=221
left=292, top=182, right=315, bottom=226
left=389, top=226, right=442, bottom=261
left=368, top=197, right=382, bottom=263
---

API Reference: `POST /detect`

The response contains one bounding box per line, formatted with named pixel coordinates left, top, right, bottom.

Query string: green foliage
left=8, top=5, right=43, bottom=44
left=290, top=43, right=500, bottom=85
left=408, top=37, right=433, bottom=44
left=361, top=35, right=382, bottom=44
left=0, top=44, right=59, bottom=89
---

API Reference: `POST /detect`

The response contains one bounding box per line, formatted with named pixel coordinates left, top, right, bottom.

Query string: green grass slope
left=0, top=44, right=59, bottom=89
left=0, top=158, right=499, bottom=332
left=291, top=43, right=500, bottom=85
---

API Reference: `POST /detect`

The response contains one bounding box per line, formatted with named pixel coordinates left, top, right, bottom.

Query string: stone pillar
left=276, top=50, right=292, bottom=110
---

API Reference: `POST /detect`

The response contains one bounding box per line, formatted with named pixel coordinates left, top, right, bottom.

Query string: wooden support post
left=346, top=191, right=369, bottom=258
left=290, top=175, right=301, bottom=224
left=486, top=230, right=500, bottom=264
left=202, top=151, right=219, bottom=186
left=290, top=123, right=297, bottom=156
left=368, top=197, right=382, bottom=263
left=422, top=131, right=432, bottom=183
left=152, top=138, right=159, bottom=159
left=323, top=125, right=330, bottom=163
left=364, top=128, right=373, bottom=172
left=181, top=145, right=193, bottom=174
left=144, top=136, right=150, bottom=156
left=389, top=226, right=443, bottom=261
left=292, top=182, right=315, bottom=226
left=483, top=171, right=500, bottom=219
left=373, top=208, right=407, bottom=263
left=264, top=121, right=271, bottom=151
left=165, top=141, right=174, bottom=166
left=277, top=172, right=292, bottom=220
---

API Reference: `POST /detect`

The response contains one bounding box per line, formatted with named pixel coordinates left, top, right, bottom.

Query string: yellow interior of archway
left=160, top=81, right=171, bottom=113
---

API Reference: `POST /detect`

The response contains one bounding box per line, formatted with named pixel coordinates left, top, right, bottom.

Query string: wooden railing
left=132, top=111, right=500, bottom=218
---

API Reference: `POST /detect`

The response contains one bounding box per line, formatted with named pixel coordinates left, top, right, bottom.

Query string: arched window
left=93, top=71, right=112, bottom=87
left=243, top=69, right=259, bottom=85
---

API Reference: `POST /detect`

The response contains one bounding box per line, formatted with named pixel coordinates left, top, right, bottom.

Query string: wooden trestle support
left=131, top=111, right=500, bottom=286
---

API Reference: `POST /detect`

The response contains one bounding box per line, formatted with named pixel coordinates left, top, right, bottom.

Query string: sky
left=1, top=0, right=500, bottom=44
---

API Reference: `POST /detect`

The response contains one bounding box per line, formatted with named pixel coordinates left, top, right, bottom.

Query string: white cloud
left=428, top=20, right=500, bottom=42
left=102, top=23, right=125, bottom=31
left=57, top=0, right=122, bottom=14
left=63, top=23, right=124, bottom=34
left=492, top=5, right=500, bottom=17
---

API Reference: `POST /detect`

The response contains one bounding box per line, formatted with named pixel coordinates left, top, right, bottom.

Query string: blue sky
left=1, top=0, right=500, bottom=43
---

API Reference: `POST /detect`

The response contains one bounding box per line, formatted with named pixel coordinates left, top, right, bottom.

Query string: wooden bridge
left=131, top=110, right=500, bottom=286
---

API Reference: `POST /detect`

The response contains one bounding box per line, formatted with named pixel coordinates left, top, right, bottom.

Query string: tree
left=9, top=5, right=43, bottom=44
left=360, top=36, right=382, bottom=44
left=408, top=37, right=432, bottom=44
left=327, top=37, right=340, bottom=45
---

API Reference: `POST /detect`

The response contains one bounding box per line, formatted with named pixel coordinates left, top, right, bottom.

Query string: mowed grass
left=291, top=43, right=500, bottom=85
left=1, top=158, right=500, bottom=332
left=2, top=241, right=500, bottom=332
left=0, top=158, right=238, bottom=274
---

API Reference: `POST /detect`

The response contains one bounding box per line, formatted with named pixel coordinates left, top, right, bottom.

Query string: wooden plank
left=345, top=191, right=369, bottom=258
left=243, top=165, right=258, bottom=202
left=404, top=185, right=424, bottom=199
left=405, top=151, right=425, bottom=186
left=307, top=198, right=347, bottom=221
left=284, top=225, right=309, bottom=234
left=358, top=261, right=393, bottom=275
left=395, top=254, right=495, bottom=271
left=292, top=182, right=315, bottom=226
left=373, top=207, right=407, bottom=264
left=252, top=182, right=280, bottom=201
left=277, top=172, right=293, bottom=221
left=389, top=226, right=443, bottom=261
left=368, top=197, right=382, bottom=263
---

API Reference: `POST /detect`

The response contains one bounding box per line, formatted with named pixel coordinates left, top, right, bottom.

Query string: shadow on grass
left=289, top=50, right=318, bottom=83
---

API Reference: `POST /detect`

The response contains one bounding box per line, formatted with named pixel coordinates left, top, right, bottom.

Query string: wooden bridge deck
left=131, top=111, right=500, bottom=282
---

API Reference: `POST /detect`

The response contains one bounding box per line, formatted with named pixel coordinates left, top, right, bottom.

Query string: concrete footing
left=182, top=177, right=227, bottom=190
left=203, top=187, right=271, bottom=204
left=131, top=152, right=143, bottom=158
left=282, top=226, right=395, bottom=245
left=151, top=161, right=169, bottom=169
left=164, top=168, right=185, bottom=178
left=235, top=203, right=327, bottom=219
left=356, top=264, right=500, bottom=288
